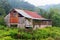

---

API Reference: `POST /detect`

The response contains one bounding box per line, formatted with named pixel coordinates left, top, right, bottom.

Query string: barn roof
left=14, top=9, right=46, bottom=20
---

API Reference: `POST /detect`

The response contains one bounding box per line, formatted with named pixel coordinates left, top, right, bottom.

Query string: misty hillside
left=7, top=0, right=36, bottom=11
left=39, top=4, right=60, bottom=11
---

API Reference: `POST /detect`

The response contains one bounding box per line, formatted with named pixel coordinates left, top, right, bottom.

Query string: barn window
left=12, top=11, right=18, bottom=17
left=13, top=11, right=17, bottom=13
left=18, top=13, right=23, bottom=17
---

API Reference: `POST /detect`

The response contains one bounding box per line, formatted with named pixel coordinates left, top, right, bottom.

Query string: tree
left=37, top=8, right=48, bottom=18
left=48, top=8, right=60, bottom=27
left=0, top=7, right=6, bottom=16
left=0, top=0, right=12, bottom=14
left=38, top=8, right=60, bottom=27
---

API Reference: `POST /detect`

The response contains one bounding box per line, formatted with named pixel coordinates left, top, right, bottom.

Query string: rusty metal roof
left=14, top=9, right=45, bottom=20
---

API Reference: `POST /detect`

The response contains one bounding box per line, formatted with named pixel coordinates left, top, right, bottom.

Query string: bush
left=0, top=36, right=15, bottom=40
left=0, top=17, right=6, bottom=26
left=0, top=25, right=60, bottom=40
left=32, top=27, right=60, bottom=39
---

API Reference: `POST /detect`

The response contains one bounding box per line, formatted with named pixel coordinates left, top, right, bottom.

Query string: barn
left=4, top=9, right=52, bottom=29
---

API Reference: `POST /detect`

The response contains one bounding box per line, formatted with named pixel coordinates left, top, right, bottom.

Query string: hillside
left=7, top=0, right=36, bottom=11
left=39, top=4, right=60, bottom=11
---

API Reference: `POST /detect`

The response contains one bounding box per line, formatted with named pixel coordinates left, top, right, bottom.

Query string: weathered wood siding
left=10, top=11, right=19, bottom=23
left=33, top=20, right=52, bottom=29
left=17, top=17, right=25, bottom=28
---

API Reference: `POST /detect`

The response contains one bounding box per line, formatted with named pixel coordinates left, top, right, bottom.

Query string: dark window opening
left=18, top=13, right=23, bottom=17
left=11, top=25, right=17, bottom=28
left=13, top=11, right=17, bottom=13
left=0, top=13, right=1, bottom=15
left=25, top=27, right=32, bottom=30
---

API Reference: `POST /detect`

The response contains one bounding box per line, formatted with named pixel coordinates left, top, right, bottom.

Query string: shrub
left=0, top=17, right=6, bottom=26
left=32, top=27, right=60, bottom=39
left=0, top=36, right=15, bottom=40
left=0, top=25, right=60, bottom=40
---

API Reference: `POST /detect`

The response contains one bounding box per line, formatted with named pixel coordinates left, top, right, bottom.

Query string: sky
left=25, top=0, right=60, bottom=6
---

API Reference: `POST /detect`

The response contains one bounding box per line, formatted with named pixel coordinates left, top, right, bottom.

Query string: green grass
left=0, top=25, right=60, bottom=40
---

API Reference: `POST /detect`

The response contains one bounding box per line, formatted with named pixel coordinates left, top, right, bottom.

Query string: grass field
left=0, top=25, right=60, bottom=40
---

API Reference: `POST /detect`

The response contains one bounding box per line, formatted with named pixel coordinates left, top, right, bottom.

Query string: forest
left=0, top=0, right=60, bottom=40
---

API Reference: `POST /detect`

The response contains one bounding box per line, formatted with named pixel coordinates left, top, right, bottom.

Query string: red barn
left=4, top=9, right=52, bottom=29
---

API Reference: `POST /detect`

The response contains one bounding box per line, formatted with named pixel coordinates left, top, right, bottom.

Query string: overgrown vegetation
left=38, top=8, right=60, bottom=27
left=0, top=25, right=60, bottom=40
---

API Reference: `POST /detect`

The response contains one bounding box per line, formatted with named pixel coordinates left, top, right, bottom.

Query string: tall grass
left=0, top=25, right=60, bottom=40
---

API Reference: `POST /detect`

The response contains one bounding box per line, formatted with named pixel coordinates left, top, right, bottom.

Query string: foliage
left=0, top=17, right=5, bottom=26
left=0, top=15, right=7, bottom=26
left=0, top=0, right=12, bottom=14
left=48, top=9, right=60, bottom=27
left=38, top=8, right=60, bottom=27
left=0, top=36, right=15, bottom=40
left=0, top=7, right=6, bottom=16
left=0, top=25, right=60, bottom=40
